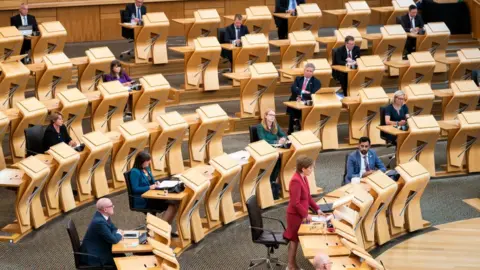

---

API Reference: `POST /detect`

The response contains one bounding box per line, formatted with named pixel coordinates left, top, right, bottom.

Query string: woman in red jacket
left=284, top=155, right=323, bottom=270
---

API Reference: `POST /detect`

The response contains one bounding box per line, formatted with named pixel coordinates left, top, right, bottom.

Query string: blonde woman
left=384, top=90, right=410, bottom=144
left=256, top=109, right=287, bottom=199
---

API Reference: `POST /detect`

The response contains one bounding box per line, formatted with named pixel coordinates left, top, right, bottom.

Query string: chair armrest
left=73, top=252, right=104, bottom=267
left=261, top=216, right=286, bottom=230
left=250, top=226, right=283, bottom=243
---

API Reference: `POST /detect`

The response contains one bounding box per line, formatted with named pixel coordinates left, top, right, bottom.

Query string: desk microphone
left=380, top=260, right=387, bottom=270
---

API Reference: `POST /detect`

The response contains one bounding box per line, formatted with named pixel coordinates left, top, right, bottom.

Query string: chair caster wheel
left=249, top=262, right=254, bottom=267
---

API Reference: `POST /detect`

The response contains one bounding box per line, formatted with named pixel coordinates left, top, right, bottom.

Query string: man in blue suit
left=286, top=63, right=321, bottom=134
left=344, top=137, right=386, bottom=185
left=80, top=198, right=123, bottom=267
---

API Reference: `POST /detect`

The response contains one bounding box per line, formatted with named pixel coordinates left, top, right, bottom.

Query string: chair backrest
left=379, top=105, right=388, bottom=141
left=120, top=10, right=129, bottom=23
left=66, top=219, right=82, bottom=268
left=25, top=125, right=47, bottom=157
left=217, top=27, right=226, bottom=43
left=123, top=170, right=136, bottom=211
left=396, top=16, right=402, bottom=25
left=332, top=47, right=340, bottom=66
left=249, top=125, right=260, bottom=143
left=246, top=195, right=264, bottom=241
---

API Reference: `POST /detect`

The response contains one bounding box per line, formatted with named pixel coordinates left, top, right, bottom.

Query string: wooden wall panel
left=100, top=4, right=123, bottom=41
left=28, top=0, right=58, bottom=4
left=148, top=2, right=184, bottom=37
left=184, top=1, right=225, bottom=26
left=0, top=11, right=14, bottom=27
left=29, top=8, right=57, bottom=23
left=0, top=1, right=22, bottom=10
left=57, top=6, right=100, bottom=42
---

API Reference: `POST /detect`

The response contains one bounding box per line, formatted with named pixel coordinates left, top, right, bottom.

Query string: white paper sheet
left=157, top=180, right=180, bottom=189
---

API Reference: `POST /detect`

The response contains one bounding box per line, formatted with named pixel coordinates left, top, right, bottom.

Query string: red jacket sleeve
left=289, top=178, right=309, bottom=218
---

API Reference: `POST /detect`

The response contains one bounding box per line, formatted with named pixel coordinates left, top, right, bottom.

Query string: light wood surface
left=378, top=218, right=480, bottom=270
left=112, top=231, right=153, bottom=254
left=463, top=198, right=480, bottom=211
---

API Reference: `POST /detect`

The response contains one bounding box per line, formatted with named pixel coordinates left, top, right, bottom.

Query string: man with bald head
left=313, top=252, right=332, bottom=270
left=80, top=198, right=123, bottom=267
left=10, top=3, right=38, bottom=63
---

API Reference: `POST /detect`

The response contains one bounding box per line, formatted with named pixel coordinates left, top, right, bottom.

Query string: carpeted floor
left=0, top=27, right=479, bottom=269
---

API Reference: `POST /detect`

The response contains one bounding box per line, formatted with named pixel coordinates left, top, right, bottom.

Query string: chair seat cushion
left=255, top=231, right=289, bottom=246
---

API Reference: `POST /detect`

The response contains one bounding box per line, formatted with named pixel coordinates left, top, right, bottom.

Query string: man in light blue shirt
left=274, top=0, right=305, bottom=39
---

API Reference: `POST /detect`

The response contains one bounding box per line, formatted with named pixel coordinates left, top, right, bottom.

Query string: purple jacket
left=103, top=72, right=132, bottom=84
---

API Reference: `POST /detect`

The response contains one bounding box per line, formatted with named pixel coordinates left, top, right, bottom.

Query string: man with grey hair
left=80, top=198, right=123, bottom=267
left=313, top=252, right=332, bottom=270
left=286, top=63, right=321, bottom=134
left=10, top=3, right=38, bottom=63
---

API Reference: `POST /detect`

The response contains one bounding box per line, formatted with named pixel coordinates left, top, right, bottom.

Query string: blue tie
left=137, top=7, right=141, bottom=20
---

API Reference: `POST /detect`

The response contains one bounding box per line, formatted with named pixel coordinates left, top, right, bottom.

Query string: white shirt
left=101, top=213, right=109, bottom=221
left=410, top=16, right=415, bottom=28
left=22, top=15, right=28, bottom=26
left=359, top=152, right=369, bottom=177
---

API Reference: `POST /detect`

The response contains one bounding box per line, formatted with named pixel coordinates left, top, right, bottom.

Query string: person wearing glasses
left=80, top=198, right=123, bottom=267
left=384, top=90, right=410, bottom=143
left=256, top=109, right=288, bottom=199
left=313, top=253, right=332, bottom=270
left=129, top=151, right=178, bottom=224
left=284, top=156, right=325, bottom=270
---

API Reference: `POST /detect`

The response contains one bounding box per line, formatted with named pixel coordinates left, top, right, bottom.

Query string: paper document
left=311, top=215, right=333, bottom=222
left=157, top=180, right=180, bottom=189
left=228, top=150, right=250, bottom=165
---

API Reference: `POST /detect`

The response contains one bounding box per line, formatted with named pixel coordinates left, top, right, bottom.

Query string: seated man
left=222, top=14, right=249, bottom=63
left=274, top=0, right=305, bottom=39
left=400, top=5, right=424, bottom=55
left=313, top=252, right=332, bottom=270
left=344, top=136, right=386, bottom=185
left=10, top=3, right=38, bottom=63
left=333, top=35, right=360, bottom=97
left=122, top=0, right=147, bottom=41
left=286, top=63, right=321, bottom=134
left=80, top=198, right=123, bottom=267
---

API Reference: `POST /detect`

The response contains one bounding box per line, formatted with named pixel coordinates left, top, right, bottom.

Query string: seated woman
left=129, top=151, right=178, bottom=224
left=256, top=109, right=288, bottom=200
left=103, top=60, right=133, bottom=86
left=384, top=90, right=410, bottom=144
left=43, top=111, right=77, bottom=151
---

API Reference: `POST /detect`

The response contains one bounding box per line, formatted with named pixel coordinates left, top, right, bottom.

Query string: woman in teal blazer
left=129, top=151, right=178, bottom=224
left=256, top=109, right=288, bottom=199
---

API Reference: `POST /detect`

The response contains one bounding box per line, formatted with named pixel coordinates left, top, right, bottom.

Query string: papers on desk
left=311, top=215, right=334, bottom=223
left=228, top=150, right=250, bottom=165
left=18, top=26, right=32, bottom=36
left=156, top=180, right=180, bottom=189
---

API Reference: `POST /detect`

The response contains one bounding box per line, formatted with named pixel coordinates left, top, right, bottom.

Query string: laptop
left=18, top=25, right=33, bottom=36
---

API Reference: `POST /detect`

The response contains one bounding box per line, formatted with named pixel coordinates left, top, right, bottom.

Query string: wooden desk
left=283, top=101, right=312, bottom=110
left=384, top=60, right=410, bottom=69
left=168, top=46, right=194, bottom=54
left=172, top=18, right=196, bottom=25
left=323, top=9, right=347, bottom=16
left=341, top=96, right=360, bottom=106
left=112, top=231, right=153, bottom=254
left=222, top=72, right=251, bottom=81
left=142, top=190, right=187, bottom=201
left=437, top=120, right=460, bottom=131
left=316, top=36, right=337, bottom=44
left=433, top=89, right=453, bottom=98
left=268, top=40, right=290, bottom=47
left=0, top=169, right=24, bottom=187
left=371, top=6, right=394, bottom=13
left=299, top=234, right=350, bottom=258
left=119, top=23, right=142, bottom=29
left=362, top=33, right=382, bottom=40
left=114, top=255, right=158, bottom=270
left=376, top=125, right=409, bottom=136
left=331, top=65, right=357, bottom=73
left=435, top=56, right=460, bottom=65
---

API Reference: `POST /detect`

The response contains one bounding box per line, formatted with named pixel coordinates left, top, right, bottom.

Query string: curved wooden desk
left=56, top=88, right=89, bottom=142
left=403, top=83, right=435, bottom=116
left=76, top=47, right=115, bottom=92
left=134, top=73, right=171, bottom=124
left=438, top=80, right=480, bottom=121
left=0, top=26, right=23, bottom=62
left=370, top=25, right=407, bottom=76
left=0, top=61, right=30, bottom=110
left=416, top=22, right=450, bottom=73
left=31, top=21, right=66, bottom=64
left=91, top=80, right=129, bottom=133
left=35, top=52, right=72, bottom=101
left=173, top=9, right=220, bottom=47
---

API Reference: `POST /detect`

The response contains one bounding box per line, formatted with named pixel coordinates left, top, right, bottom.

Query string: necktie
left=364, top=155, right=370, bottom=171
left=301, top=78, right=308, bottom=90
left=235, top=28, right=239, bottom=40
left=348, top=50, right=352, bottom=59
left=137, top=7, right=141, bottom=20
left=23, top=16, right=27, bottom=26
left=411, top=18, right=415, bottom=28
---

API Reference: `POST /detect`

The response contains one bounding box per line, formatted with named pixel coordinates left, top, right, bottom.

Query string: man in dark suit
left=344, top=137, right=386, bottom=185
left=275, top=0, right=305, bottom=39
left=80, top=198, right=123, bottom=267
left=10, top=4, right=38, bottom=63
left=287, top=63, right=321, bottom=134
left=122, top=0, right=147, bottom=40
left=333, top=35, right=361, bottom=96
left=222, top=14, right=249, bottom=63
left=399, top=4, right=424, bottom=54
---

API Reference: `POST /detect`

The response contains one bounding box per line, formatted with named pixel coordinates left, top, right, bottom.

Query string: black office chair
left=217, top=27, right=230, bottom=66
left=341, top=153, right=350, bottom=186
left=396, top=16, right=402, bottom=25
left=119, top=9, right=134, bottom=59
left=245, top=195, right=288, bottom=269
left=124, top=171, right=157, bottom=217
left=249, top=125, right=260, bottom=143
left=66, top=219, right=114, bottom=270
left=24, top=125, right=47, bottom=157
